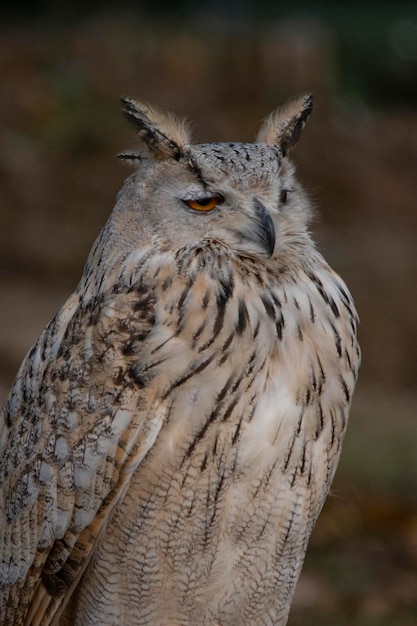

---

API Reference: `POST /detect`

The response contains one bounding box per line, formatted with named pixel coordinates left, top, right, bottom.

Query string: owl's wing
left=0, top=284, right=166, bottom=625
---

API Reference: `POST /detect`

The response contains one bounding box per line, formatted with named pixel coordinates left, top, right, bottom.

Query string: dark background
left=1, top=2, right=416, bottom=623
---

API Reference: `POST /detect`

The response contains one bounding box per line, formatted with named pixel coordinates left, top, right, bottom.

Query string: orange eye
left=185, top=197, right=221, bottom=211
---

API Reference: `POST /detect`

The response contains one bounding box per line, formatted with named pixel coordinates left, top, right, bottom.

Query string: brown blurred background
left=0, top=1, right=416, bottom=623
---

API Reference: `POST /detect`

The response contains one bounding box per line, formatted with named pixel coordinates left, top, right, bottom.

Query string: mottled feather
left=0, top=96, right=360, bottom=626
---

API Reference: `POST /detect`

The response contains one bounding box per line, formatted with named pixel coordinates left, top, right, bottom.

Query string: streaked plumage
left=0, top=95, right=360, bottom=625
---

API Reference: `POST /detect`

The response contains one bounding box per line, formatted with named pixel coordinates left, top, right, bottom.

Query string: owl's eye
left=184, top=197, right=221, bottom=212
left=280, top=189, right=288, bottom=204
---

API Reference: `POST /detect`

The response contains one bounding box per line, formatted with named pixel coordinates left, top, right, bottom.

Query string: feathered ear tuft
left=257, top=94, right=313, bottom=156
left=120, top=97, right=192, bottom=161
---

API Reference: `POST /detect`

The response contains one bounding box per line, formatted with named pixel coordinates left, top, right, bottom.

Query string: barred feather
left=0, top=97, right=359, bottom=626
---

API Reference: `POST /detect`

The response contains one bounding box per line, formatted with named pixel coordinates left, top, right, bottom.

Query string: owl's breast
left=68, top=248, right=359, bottom=624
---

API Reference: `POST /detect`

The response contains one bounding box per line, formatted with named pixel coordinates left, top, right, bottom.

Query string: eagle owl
left=0, top=95, right=360, bottom=625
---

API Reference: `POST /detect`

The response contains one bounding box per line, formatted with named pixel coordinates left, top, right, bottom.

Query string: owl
left=0, top=95, right=360, bottom=626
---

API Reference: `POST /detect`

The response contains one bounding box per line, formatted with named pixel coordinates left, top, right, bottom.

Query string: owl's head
left=113, top=96, right=313, bottom=264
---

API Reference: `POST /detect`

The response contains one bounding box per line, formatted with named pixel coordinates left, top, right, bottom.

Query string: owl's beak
left=249, top=198, right=276, bottom=257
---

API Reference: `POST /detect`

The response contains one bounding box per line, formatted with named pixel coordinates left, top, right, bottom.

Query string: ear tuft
left=121, top=97, right=192, bottom=160
left=117, top=150, right=143, bottom=165
left=257, top=94, right=313, bottom=156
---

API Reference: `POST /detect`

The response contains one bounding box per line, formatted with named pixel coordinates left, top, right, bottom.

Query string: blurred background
left=0, top=1, right=416, bottom=623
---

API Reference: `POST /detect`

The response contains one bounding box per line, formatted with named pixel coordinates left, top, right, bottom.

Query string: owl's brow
left=182, top=152, right=210, bottom=190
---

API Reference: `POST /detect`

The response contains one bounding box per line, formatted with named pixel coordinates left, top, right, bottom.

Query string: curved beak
left=248, top=198, right=276, bottom=257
